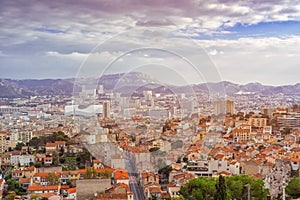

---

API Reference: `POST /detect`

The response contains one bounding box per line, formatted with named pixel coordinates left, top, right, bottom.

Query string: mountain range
left=0, top=72, right=299, bottom=98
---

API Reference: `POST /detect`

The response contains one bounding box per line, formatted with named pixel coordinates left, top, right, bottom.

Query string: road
left=125, top=151, right=145, bottom=200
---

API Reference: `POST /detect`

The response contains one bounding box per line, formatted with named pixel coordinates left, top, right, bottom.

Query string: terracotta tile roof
left=28, top=185, right=59, bottom=191
left=217, top=171, right=231, bottom=176
left=149, top=186, right=162, bottom=193
left=23, top=166, right=35, bottom=171
left=19, top=178, right=30, bottom=183
left=114, top=169, right=129, bottom=180
left=291, top=158, right=300, bottom=162
left=77, top=169, right=87, bottom=174
left=68, top=187, right=76, bottom=194
left=93, top=159, right=101, bottom=163
left=215, top=154, right=225, bottom=159
left=33, top=172, right=60, bottom=178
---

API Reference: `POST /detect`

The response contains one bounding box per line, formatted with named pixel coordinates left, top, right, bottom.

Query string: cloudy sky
left=1, top=0, right=300, bottom=86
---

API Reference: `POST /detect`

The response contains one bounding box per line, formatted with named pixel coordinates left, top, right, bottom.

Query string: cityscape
left=1, top=1, right=300, bottom=200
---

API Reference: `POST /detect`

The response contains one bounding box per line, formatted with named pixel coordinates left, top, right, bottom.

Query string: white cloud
left=1, top=0, right=300, bottom=85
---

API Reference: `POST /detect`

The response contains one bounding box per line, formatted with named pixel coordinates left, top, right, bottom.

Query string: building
left=233, top=124, right=252, bottom=142
left=277, top=115, right=300, bottom=129
left=214, top=100, right=234, bottom=115
left=0, top=132, right=8, bottom=154
left=113, top=169, right=129, bottom=185
left=111, top=155, right=126, bottom=169
left=248, top=117, right=267, bottom=128
left=76, top=179, right=111, bottom=200
left=103, top=101, right=111, bottom=118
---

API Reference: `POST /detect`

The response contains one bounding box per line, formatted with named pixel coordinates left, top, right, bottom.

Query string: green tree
left=34, top=162, right=42, bottom=168
left=286, top=177, right=300, bottom=198
left=171, top=196, right=184, bottom=200
left=30, top=194, right=38, bottom=200
left=100, top=170, right=112, bottom=179
left=52, top=152, right=59, bottom=166
left=180, top=177, right=216, bottom=199
left=215, top=175, right=227, bottom=200
left=15, top=142, right=25, bottom=151
left=180, top=175, right=268, bottom=200
left=84, top=167, right=97, bottom=179
left=46, top=173, right=59, bottom=185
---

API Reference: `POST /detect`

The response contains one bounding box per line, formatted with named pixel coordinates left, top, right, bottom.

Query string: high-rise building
left=103, top=101, right=110, bottom=118
left=0, top=132, right=8, bottom=153
left=214, top=100, right=235, bottom=115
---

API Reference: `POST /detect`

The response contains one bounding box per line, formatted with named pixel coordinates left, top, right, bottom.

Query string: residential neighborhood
left=0, top=84, right=299, bottom=200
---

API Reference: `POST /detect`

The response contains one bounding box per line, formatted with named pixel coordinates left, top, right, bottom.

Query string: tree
left=180, top=175, right=268, bottom=200
left=46, top=173, right=59, bottom=185
left=84, top=167, right=97, bottom=179
left=215, top=175, right=227, bottom=200
left=286, top=177, right=300, bottom=198
left=182, top=156, right=188, bottom=163
left=180, top=177, right=216, bottom=199
left=101, top=170, right=112, bottom=179
left=171, top=196, right=184, bottom=200
left=52, top=152, right=59, bottom=166
left=34, top=162, right=42, bottom=168
left=30, top=194, right=38, bottom=200
left=15, top=142, right=25, bottom=151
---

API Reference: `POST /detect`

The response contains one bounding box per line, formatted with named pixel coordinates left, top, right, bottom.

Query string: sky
left=1, top=0, right=300, bottom=86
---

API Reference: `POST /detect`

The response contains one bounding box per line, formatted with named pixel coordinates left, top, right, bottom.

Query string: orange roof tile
left=28, top=185, right=59, bottom=191
left=114, top=169, right=129, bottom=180
left=68, top=188, right=76, bottom=194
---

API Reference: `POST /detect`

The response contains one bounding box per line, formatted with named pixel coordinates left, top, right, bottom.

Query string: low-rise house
left=19, top=154, right=35, bottom=166
left=69, top=170, right=79, bottom=181
left=145, top=184, right=162, bottom=199
left=243, top=159, right=263, bottom=176
left=33, top=172, right=60, bottom=186
left=93, top=159, right=104, bottom=169
left=27, top=185, right=59, bottom=195
left=76, top=179, right=111, bottom=200
left=111, top=154, right=126, bottom=169
left=44, top=156, right=53, bottom=166
left=113, top=169, right=129, bottom=185
left=141, top=171, right=159, bottom=185
left=229, top=160, right=241, bottom=175
left=170, top=172, right=195, bottom=186
left=67, top=188, right=76, bottom=199
left=60, top=171, right=70, bottom=185
left=167, top=182, right=180, bottom=198
left=11, top=169, right=24, bottom=180
left=105, top=182, right=134, bottom=200
left=186, top=158, right=229, bottom=177
left=35, top=153, right=46, bottom=163
left=19, top=178, right=30, bottom=189
left=45, top=143, right=56, bottom=155
left=22, top=166, right=36, bottom=178
left=27, top=185, right=69, bottom=197
left=10, top=151, right=22, bottom=166
left=1, top=153, right=11, bottom=165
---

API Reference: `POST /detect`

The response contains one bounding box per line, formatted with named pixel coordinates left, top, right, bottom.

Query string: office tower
left=214, top=100, right=235, bottom=115
left=103, top=101, right=110, bottom=118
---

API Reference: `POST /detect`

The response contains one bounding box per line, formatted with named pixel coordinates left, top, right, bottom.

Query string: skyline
left=1, top=1, right=300, bottom=86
